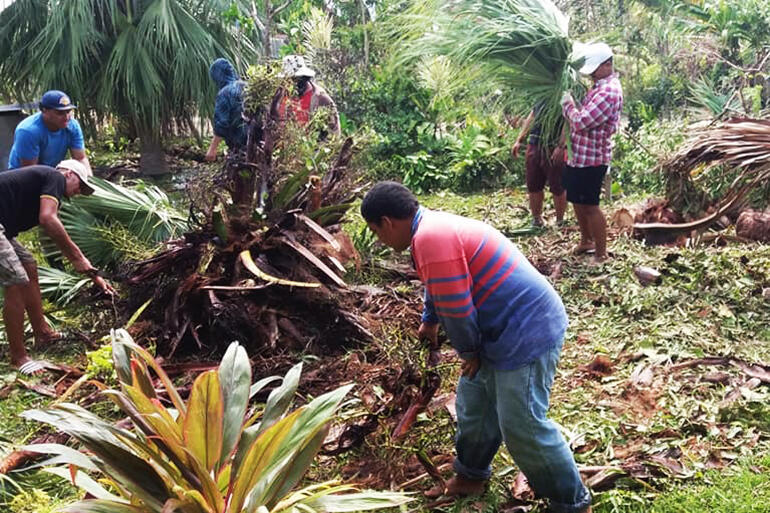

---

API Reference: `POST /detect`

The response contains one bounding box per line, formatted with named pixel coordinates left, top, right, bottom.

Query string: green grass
left=648, top=455, right=770, bottom=513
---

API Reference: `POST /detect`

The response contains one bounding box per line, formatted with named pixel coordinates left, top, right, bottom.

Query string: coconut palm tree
left=0, top=0, right=257, bottom=174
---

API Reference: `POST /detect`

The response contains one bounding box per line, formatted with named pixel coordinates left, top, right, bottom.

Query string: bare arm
left=38, top=197, right=91, bottom=272
left=511, top=110, right=535, bottom=158
left=206, top=136, right=222, bottom=161
left=70, top=149, right=91, bottom=175
left=39, top=197, right=116, bottom=294
left=20, top=158, right=38, bottom=167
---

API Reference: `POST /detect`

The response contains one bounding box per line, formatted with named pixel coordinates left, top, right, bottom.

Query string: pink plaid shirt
left=562, top=73, right=623, bottom=167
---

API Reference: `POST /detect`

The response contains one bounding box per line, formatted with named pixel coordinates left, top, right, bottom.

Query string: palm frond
left=393, top=0, right=583, bottom=146
left=303, top=6, right=333, bottom=55
left=37, top=266, right=91, bottom=306
left=71, top=178, right=188, bottom=243
left=43, top=178, right=187, bottom=268
left=664, top=118, right=770, bottom=211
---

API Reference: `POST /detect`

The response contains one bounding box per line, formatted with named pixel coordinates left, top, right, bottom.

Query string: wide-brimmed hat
left=279, top=55, right=315, bottom=78
left=575, top=42, right=613, bottom=75
left=40, top=90, right=77, bottom=111
left=57, top=159, right=94, bottom=195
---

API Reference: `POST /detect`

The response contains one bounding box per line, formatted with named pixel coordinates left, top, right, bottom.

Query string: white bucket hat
left=279, top=55, right=315, bottom=78
left=574, top=42, right=614, bottom=75
left=57, top=159, right=94, bottom=195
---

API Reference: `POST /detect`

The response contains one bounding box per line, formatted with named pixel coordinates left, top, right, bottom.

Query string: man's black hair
left=360, top=181, right=419, bottom=224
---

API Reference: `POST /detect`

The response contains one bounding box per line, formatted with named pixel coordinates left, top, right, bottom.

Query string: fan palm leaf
left=663, top=118, right=770, bottom=211
left=0, top=0, right=256, bottom=139
left=42, top=178, right=187, bottom=269
left=37, top=266, right=91, bottom=306
left=393, top=0, right=585, bottom=146
left=71, top=178, right=188, bottom=243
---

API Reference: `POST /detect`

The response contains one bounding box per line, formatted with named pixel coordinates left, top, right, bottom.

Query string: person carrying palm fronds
left=560, top=43, right=623, bottom=265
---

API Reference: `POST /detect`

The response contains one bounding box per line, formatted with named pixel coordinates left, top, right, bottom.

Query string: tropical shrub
left=611, top=118, right=687, bottom=196
left=22, top=329, right=411, bottom=513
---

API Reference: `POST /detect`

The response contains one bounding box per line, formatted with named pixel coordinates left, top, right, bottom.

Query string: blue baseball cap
left=39, top=90, right=77, bottom=111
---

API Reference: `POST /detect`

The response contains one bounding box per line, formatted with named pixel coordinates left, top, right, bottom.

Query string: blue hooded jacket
left=209, top=58, right=247, bottom=149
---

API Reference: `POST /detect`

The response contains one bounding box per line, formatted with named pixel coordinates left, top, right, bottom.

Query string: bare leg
left=584, top=205, right=608, bottom=261
left=19, top=261, right=57, bottom=345
left=3, top=284, right=30, bottom=367
left=528, top=191, right=545, bottom=225
left=571, top=204, right=594, bottom=253
left=553, top=192, right=567, bottom=223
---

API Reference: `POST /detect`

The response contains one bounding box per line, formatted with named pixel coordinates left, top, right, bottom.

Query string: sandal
left=17, top=359, right=51, bottom=376
left=570, top=244, right=595, bottom=255
left=34, top=331, right=66, bottom=348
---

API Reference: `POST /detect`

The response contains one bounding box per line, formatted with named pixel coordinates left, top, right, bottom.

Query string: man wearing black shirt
left=0, top=161, right=115, bottom=375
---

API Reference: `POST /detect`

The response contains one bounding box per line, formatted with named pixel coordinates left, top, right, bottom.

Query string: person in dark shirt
left=0, top=161, right=115, bottom=375
left=205, top=58, right=247, bottom=162
left=511, top=102, right=567, bottom=228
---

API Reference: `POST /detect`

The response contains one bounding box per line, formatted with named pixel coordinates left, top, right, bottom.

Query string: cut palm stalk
left=239, top=250, right=320, bottom=288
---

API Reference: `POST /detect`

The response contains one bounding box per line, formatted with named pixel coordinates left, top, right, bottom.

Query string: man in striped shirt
left=561, top=43, right=623, bottom=264
left=361, top=182, right=592, bottom=513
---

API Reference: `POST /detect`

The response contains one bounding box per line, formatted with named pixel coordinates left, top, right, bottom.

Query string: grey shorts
left=0, top=223, right=33, bottom=286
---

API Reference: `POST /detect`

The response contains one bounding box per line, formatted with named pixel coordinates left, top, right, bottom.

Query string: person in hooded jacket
left=205, top=58, right=247, bottom=162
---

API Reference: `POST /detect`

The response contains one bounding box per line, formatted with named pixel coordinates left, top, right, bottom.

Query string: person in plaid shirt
left=560, top=43, right=623, bottom=264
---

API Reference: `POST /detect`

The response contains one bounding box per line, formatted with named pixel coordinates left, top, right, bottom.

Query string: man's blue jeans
left=454, top=341, right=591, bottom=513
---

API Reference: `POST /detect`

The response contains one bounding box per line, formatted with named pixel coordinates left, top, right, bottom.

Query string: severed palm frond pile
left=663, top=118, right=770, bottom=214
left=394, top=0, right=586, bottom=146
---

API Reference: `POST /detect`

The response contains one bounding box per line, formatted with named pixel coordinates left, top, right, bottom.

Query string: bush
left=611, top=118, right=687, bottom=196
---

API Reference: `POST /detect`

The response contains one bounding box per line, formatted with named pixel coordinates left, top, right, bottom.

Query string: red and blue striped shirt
left=411, top=208, right=568, bottom=369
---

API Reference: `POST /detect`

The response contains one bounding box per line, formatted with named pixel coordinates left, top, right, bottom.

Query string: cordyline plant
left=21, top=329, right=411, bottom=513
left=393, top=0, right=588, bottom=146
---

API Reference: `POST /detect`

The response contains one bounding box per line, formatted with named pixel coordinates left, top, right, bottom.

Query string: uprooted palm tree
left=636, top=118, right=770, bottom=242
left=127, top=63, right=370, bottom=357
left=0, top=0, right=256, bottom=174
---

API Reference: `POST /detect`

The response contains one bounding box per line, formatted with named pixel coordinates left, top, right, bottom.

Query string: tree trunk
left=360, top=0, right=369, bottom=66
left=139, top=131, right=169, bottom=175
left=263, top=0, right=272, bottom=58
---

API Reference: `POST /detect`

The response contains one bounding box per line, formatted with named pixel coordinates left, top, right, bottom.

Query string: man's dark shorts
left=525, top=144, right=565, bottom=195
left=0, top=223, right=33, bottom=286
left=563, top=165, right=608, bottom=206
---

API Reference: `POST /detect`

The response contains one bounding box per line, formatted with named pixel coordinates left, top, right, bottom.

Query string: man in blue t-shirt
left=7, top=90, right=91, bottom=172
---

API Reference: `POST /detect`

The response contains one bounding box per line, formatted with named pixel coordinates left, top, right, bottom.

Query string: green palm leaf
left=37, top=266, right=91, bottom=306
left=394, top=0, right=584, bottom=146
